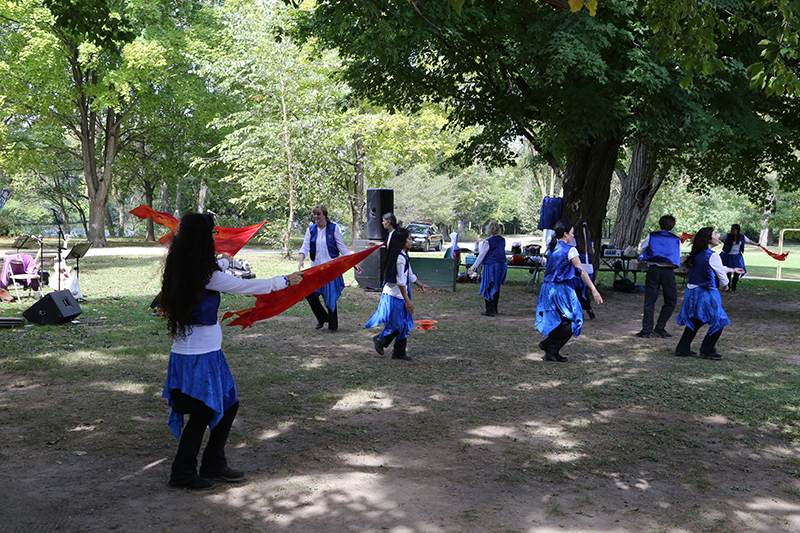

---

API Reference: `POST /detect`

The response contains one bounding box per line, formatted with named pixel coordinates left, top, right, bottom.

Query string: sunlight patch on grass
left=257, top=421, right=296, bottom=441
left=336, top=453, right=385, bottom=467
left=331, top=391, right=394, bottom=411
left=542, top=451, right=581, bottom=463
left=96, top=381, right=148, bottom=394
left=467, top=425, right=516, bottom=438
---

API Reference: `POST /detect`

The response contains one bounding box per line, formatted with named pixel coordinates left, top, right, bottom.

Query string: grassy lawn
left=1, top=244, right=799, bottom=531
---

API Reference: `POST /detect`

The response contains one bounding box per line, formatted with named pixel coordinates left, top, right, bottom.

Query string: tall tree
left=0, top=0, right=222, bottom=245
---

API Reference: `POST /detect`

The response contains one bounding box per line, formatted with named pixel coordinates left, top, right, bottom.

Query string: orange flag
left=129, top=205, right=266, bottom=256
left=759, top=245, right=789, bottom=261
left=223, top=245, right=381, bottom=328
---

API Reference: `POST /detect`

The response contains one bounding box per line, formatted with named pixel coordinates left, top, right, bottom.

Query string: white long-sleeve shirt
left=299, top=223, right=351, bottom=266
left=171, top=262, right=290, bottom=355
left=383, top=254, right=417, bottom=300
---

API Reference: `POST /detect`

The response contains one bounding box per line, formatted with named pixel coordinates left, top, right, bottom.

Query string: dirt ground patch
left=2, top=275, right=800, bottom=532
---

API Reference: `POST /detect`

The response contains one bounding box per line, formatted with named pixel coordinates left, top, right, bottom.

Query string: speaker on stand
left=366, top=188, right=394, bottom=241
left=23, top=290, right=82, bottom=325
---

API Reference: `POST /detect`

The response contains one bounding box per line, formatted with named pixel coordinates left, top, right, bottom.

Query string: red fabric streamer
left=129, top=205, right=266, bottom=256
left=679, top=232, right=694, bottom=243
left=759, top=245, right=789, bottom=261
left=223, top=245, right=381, bottom=328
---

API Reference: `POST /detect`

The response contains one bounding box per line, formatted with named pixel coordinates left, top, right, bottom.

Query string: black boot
left=306, top=294, right=328, bottom=329
left=481, top=297, right=495, bottom=316
left=391, top=337, right=411, bottom=360
left=326, top=306, right=338, bottom=331
left=700, top=328, right=724, bottom=359
left=675, top=323, right=700, bottom=357
left=492, top=292, right=500, bottom=315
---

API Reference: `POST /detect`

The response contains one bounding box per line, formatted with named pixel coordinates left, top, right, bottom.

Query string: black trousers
left=675, top=320, right=724, bottom=355
left=642, top=266, right=677, bottom=333
left=306, top=293, right=338, bottom=330
left=377, top=331, right=407, bottom=357
left=170, top=390, right=238, bottom=483
left=483, top=291, right=500, bottom=314
left=540, top=317, right=573, bottom=356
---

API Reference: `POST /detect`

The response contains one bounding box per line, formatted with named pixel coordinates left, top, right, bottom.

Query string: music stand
left=65, top=242, right=92, bottom=285
left=12, top=234, right=41, bottom=251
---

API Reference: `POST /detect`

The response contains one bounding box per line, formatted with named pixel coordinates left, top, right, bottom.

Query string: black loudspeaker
left=366, top=188, right=394, bottom=240
left=354, top=240, right=387, bottom=290
left=23, top=290, right=82, bottom=325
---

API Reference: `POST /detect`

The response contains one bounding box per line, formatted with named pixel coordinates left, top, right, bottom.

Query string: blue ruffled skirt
left=317, top=275, right=345, bottom=311
left=535, top=281, right=583, bottom=338
left=719, top=252, right=746, bottom=273
left=162, top=349, right=238, bottom=438
left=365, top=293, right=414, bottom=340
left=479, top=262, right=507, bottom=300
left=676, top=286, right=730, bottom=335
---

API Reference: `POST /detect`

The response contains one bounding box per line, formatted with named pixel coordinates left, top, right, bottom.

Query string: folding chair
left=2, top=254, right=42, bottom=300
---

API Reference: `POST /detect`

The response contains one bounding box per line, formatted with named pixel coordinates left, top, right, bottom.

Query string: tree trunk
left=173, top=184, right=182, bottom=219
left=610, top=142, right=670, bottom=250
left=560, top=135, right=623, bottom=269
left=759, top=194, right=774, bottom=247
left=113, top=186, right=125, bottom=238
left=159, top=182, right=169, bottom=213
left=349, top=134, right=367, bottom=241
left=278, top=60, right=295, bottom=258
left=143, top=180, right=156, bottom=242
left=197, top=179, right=208, bottom=213
left=105, top=205, right=115, bottom=237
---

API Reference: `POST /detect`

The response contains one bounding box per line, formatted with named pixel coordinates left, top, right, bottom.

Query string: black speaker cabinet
left=366, top=188, right=394, bottom=240
left=354, top=240, right=386, bottom=290
left=23, top=290, right=82, bottom=325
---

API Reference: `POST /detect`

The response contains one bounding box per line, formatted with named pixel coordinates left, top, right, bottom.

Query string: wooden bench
left=410, top=257, right=459, bottom=291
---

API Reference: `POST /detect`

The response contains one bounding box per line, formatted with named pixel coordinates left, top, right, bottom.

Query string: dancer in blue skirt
left=718, top=224, right=757, bottom=292
left=536, top=219, right=603, bottom=362
left=160, top=213, right=303, bottom=490
left=366, top=228, right=431, bottom=360
left=674, top=227, right=744, bottom=360
left=470, top=221, right=507, bottom=316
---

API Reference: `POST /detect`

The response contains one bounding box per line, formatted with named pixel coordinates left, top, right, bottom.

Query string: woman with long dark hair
left=535, top=219, right=603, bottom=362
left=674, top=227, right=743, bottom=359
left=161, top=213, right=302, bottom=490
left=718, top=223, right=756, bottom=292
left=366, top=228, right=431, bottom=360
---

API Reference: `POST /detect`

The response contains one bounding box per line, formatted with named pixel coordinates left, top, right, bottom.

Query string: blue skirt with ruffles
left=535, top=281, right=583, bottom=338
left=365, top=293, right=414, bottom=341
left=479, top=262, right=507, bottom=300
left=317, top=275, right=345, bottom=311
left=676, top=286, right=730, bottom=335
left=719, top=252, right=746, bottom=273
left=162, top=349, right=238, bottom=439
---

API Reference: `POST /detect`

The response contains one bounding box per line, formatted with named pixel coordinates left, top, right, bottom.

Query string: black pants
left=377, top=331, right=407, bottom=357
left=642, top=266, right=677, bottom=333
left=575, top=286, right=592, bottom=313
left=170, top=390, right=238, bottom=483
left=540, top=317, right=573, bottom=356
left=306, top=293, right=338, bottom=330
left=675, top=320, right=724, bottom=355
left=727, top=272, right=741, bottom=291
left=483, top=291, right=500, bottom=315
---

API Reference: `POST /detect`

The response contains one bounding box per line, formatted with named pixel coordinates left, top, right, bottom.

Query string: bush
left=0, top=215, right=15, bottom=237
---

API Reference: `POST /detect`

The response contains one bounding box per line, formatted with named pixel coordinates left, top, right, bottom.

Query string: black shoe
left=542, top=353, right=568, bottom=362
left=635, top=330, right=652, bottom=338
left=700, top=351, right=723, bottom=360
left=315, top=321, right=326, bottom=329
left=391, top=353, right=412, bottom=361
left=373, top=335, right=384, bottom=355
left=587, top=308, right=595, bottom=319
left=199, top=467, right=246, bottom=483
left=654, top=328, right=672, bottom=338
left=169, top=475, right=217, bottom=490
left=675, top=350, right=698, bottom=357
left=326, top=327, right=338, bottom=332
left=481, top=311, right=495, bottom=317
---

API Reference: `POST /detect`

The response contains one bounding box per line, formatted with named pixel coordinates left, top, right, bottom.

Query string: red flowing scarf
left=129, top=205, right=266, bottom=256
left=223, top=245, right=381, bottom=328
left=679, top=231, right=788, bottom=261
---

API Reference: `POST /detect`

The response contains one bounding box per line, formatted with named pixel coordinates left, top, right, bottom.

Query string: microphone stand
left=50, top=208, right=66, bottom=292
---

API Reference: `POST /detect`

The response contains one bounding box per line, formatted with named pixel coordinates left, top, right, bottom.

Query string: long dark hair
left=685, top=227, right=714, bottom=268
left=384, top=228, right=410, bottom=282
left=729, top=223, right=741, bottom=243
left=548, top=219, right=574, bottom=252
left=160, top=213, right=221, bottom=338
